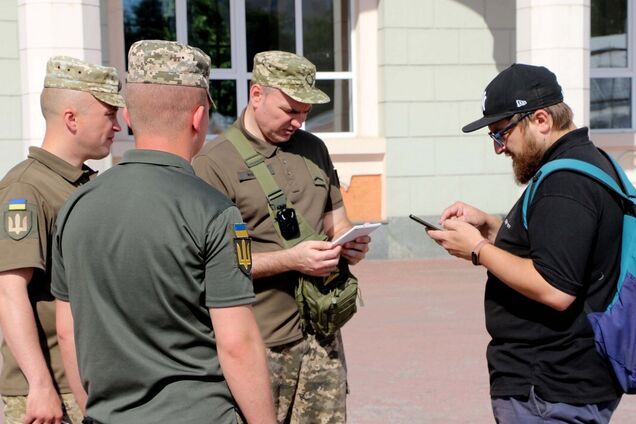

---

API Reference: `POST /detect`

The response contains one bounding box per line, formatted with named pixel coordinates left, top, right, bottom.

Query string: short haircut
left=40, top=87, right=92, bottom=120
left=125, top=84, right=207, bottom=136
left=515, top=102, right=574, bottom=131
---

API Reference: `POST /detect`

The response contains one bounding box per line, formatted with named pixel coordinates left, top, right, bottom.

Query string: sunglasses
left=488, top=112, right=533, bottom=152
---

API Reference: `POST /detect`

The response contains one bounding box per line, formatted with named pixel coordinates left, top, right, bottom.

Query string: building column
left=17, top=0, right=106, bottom=168
left=516, top=0, right=590, bottom=127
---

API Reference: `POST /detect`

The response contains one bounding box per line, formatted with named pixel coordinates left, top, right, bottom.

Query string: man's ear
left=192, top=104, right=206, bottom=134
left=123, top=107, right=132, bottom=128
left=250, top=84, right=264, bottom=107
left=532, top=109, right=552, bottom=135
left=63, top=108, right=78, bottom=133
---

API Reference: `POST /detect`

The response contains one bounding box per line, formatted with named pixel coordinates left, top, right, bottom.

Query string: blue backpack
left=521, top=153, right=636, bottom=393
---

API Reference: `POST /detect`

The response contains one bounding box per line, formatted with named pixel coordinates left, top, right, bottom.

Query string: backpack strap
left=223, top=126, right=325, bottom=248
left=522, top=157, right=636, bottom=230
left=599, top=149, right=636, bottom=198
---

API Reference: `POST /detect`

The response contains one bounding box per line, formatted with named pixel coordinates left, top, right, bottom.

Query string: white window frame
left=172, top=0, right=355, bottom=138
left=590, top=0, right=635, bottom=132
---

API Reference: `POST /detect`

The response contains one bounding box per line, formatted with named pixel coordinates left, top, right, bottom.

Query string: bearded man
left=427, top=64, right=623, bottom=423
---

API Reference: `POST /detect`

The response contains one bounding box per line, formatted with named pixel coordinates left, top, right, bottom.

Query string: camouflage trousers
left=2, top=393, right=82, bottom=424
left=266, top=332, right=347, bottom=424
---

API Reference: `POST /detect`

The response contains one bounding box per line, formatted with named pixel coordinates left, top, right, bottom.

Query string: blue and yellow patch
left=233, top=223, right=249, bottom=238
left=4, top=199, right=33, bottom=241
left=8, top=199, right=26, bottom=211
left=233, top=223, right=252, bottom=276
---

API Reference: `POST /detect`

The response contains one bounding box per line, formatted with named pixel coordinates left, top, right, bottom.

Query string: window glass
left=590, top=78, right=631, bottom=129
left=123, top=0, right=176, bottom=66
left=209, top=80, right=237, bottom=134
left=303, top=0, right=350, bottom=72
left=306, top=79, right=351, bottom=132
left=591, top=0, right=627, bottom=68
left=188, top=0, right=232, bottom=68
left=245, top=0, right=296, bottom=72
left=122, top=0, right=353, bottom=135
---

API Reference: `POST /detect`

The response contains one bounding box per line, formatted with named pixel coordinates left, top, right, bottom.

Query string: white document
left=331, top=222, right=381, bottom=246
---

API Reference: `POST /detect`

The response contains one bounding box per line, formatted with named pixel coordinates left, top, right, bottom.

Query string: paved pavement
left=342, top=258, right=636, bottom=423
left=2, top=258, right=636, bottom=423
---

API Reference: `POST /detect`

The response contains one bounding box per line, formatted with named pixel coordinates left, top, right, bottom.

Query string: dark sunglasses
left=488, top=112, right=533, bottom=152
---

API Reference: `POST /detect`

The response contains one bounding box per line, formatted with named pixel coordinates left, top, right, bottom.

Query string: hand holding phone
left=409, top=214, right=443, bottom=231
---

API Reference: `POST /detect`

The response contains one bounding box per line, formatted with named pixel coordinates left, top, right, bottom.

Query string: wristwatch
left=471, top=239, right=492, bottom=266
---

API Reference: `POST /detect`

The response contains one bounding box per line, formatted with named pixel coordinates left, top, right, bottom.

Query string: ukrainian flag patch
left=8, top=199, right=27, bottom=211
left=233, top=223, right=252, bottom=276
left=233, top=223, right=249, bottom=238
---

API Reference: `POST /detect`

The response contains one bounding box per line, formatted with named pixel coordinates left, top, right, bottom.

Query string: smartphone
left=409, top=214, right=443, bottom=231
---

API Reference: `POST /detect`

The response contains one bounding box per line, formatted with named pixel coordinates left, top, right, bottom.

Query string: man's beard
left=511, top=131, right=545, bottom=185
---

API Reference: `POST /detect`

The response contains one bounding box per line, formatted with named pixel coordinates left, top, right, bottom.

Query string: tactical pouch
left=296, top=259, right=358, bottom=340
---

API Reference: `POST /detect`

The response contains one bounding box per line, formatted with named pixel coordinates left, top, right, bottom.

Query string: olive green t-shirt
left=192, top=113, right=343, bottom=347
left=52, top=150, right=255, bottom=424
left=0, top=147, right=95, bottom=396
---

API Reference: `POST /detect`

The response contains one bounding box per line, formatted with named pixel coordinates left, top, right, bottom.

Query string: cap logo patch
left=516, top=99, right=528, bottom=107
left=481, top=92, right=487, bottom=112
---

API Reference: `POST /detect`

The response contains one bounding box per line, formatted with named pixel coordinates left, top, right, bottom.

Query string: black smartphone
left=409, top=214, right=443, bottom=231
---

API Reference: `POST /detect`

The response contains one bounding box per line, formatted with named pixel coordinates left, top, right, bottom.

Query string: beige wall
left=0, top=1, right=22, bottom=177
left=381, top=0, right=520, bottom=218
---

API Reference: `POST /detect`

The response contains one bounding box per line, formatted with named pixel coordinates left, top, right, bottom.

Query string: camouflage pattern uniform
left=267, top=333, right=347, bottom=424
left=3, top=393, right=83, bottom=424
left=0, top=56, right=124, bottom=424
left=127, top=39, right=214, bottom=106
left=254, top=51, right=346, bottom=424
left=194, top=50, right=348, bottom=423
left=44, top=56, right=125, bottom=107
left=251, top=50, right=330, bottom=104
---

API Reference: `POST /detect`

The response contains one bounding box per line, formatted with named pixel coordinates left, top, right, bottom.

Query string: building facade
left=0, top=0, right=633, bottom=258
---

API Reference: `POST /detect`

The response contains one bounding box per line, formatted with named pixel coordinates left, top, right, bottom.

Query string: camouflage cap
left=252, top=51, right=330, bottom=104
left=126, top=40, right=214, bottom=106
left=44, top=56, right=125, bottom=107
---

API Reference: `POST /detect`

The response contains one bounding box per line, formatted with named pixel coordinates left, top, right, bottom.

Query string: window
left=590, top=0, right=631, bottom=129
left=123, top=0, right=353, bottom=136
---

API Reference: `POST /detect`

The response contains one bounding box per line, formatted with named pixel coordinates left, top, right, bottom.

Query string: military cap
left=44, top=56, right=125, bottom=108
left=252, top=51, right=330, bottom=104
left=126, top=40, right=214, bottom=106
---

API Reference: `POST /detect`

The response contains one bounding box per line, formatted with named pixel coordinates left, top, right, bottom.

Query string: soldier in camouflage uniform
left=193, top=50, right=371, bottom=423
left=52, top=40, right=275, bottom=424
left=0, top=56, right=124, bottom=424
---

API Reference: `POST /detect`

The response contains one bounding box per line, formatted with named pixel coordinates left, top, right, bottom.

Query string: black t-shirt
left=486, top=127, right=623, bottom=403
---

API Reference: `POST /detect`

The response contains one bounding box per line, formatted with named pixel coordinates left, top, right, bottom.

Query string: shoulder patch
left=233, top=223, right=252, bottom=276
left=4, top=201, right=33, bottom=240
left=8, top=199, right=27, bottom=211
left=233, top=223, right=249, bottom=238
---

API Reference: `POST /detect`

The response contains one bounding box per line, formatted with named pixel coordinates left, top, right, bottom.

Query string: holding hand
left=340, top=235, right=371, bottom=265
left=440, top=202, right=502, bottom=241
left=427, top=219, right=484, bottom=262
left=289, top=240, right=342, bottom=277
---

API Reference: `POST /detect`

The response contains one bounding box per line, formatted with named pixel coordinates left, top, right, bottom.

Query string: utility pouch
left=296, top=259, right=359, bottom=340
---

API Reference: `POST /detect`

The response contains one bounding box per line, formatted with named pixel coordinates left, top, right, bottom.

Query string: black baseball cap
left=462, top=63, right=564, bottom=133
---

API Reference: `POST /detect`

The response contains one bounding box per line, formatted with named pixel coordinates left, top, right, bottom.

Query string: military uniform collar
left=120, top=149, right=194, bottom=174
left=28, top=146, right=96, bottom=184
left=237, top=109, right=285, bottom=159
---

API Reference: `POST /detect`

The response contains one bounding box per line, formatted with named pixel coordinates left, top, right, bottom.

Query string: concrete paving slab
left=343, top=258, right=636, bottom=423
